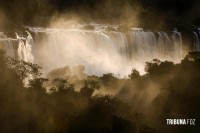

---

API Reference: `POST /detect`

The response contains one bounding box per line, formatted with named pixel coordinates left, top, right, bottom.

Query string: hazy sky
left=0, top=0, right=199, bottom=28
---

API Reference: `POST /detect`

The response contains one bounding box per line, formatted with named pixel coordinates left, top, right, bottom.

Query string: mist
left=0, top=0, right=200, bottom=133
left=1, top=50, right=200, bottom=132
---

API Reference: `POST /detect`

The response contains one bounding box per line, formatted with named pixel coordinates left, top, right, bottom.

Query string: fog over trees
left=0, top=0, right=200, bottom=132
left=0, top=50, right=200, bottom=133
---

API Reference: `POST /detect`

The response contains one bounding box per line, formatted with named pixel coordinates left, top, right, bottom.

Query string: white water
left=0, top=25, right=194, bottom=76
left=0, top=31, right=34, bottom=63
left=16, top=32, right=34, bottom=63
left=193, top=31, right=200, bottom=51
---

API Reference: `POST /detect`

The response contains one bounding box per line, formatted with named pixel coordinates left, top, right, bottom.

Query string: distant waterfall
left=17, top=32, right=34, bottom=63
left=0, top=32, right=34, bottom=63
left=0, top=25, right=185, bottom=75
left=128, top=29, right=182, bottom=63
left=172, top=29, right=182, bottom=62
left=193, top=31, right=200, bottom=51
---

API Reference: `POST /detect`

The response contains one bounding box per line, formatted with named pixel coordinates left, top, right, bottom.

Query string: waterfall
left=26, top=26, right=183, bottom=75
left=193, top=31, right=200, bottom=51
left=0, top=25, right=184, bottom=76
left=25, top=31, right=34, bottom=63
left=172, top=29, right=183, bottom=62
left=16, top=32, right=34, bottom=63
left=0, top=31, right=34, bottom=63
left=16, top=33, right=26, bottom=61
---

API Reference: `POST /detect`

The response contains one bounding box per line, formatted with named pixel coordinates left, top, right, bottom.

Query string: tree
left=80, top=79, right=100, bottom=97
left=128, top=69, right=140, bottom=80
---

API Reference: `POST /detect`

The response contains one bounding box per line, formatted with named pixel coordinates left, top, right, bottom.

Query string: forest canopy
left=0, top=50, right=200, bottom=133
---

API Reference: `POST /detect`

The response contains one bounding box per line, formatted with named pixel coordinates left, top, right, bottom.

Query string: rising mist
left=0, top=0, right=200, bottom=133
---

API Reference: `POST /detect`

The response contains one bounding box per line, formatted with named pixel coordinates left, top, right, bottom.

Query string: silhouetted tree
left=1, top=50, right=200, bottom=133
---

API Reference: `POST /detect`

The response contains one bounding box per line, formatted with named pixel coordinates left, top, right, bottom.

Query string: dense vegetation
left=0, top=50, right=200, bottom=133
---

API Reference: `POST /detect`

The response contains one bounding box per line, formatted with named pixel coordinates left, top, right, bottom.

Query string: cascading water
left=17, top=32, right=34, bottom=63
left=0, top=24, right=188, bottom=76
left=193, top=30, right=200, bottom=51
left=172, top=29, right=183, bottom=62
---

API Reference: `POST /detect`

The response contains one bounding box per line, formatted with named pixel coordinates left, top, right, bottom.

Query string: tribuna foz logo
left=166, top=119, right=196, bottom=125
